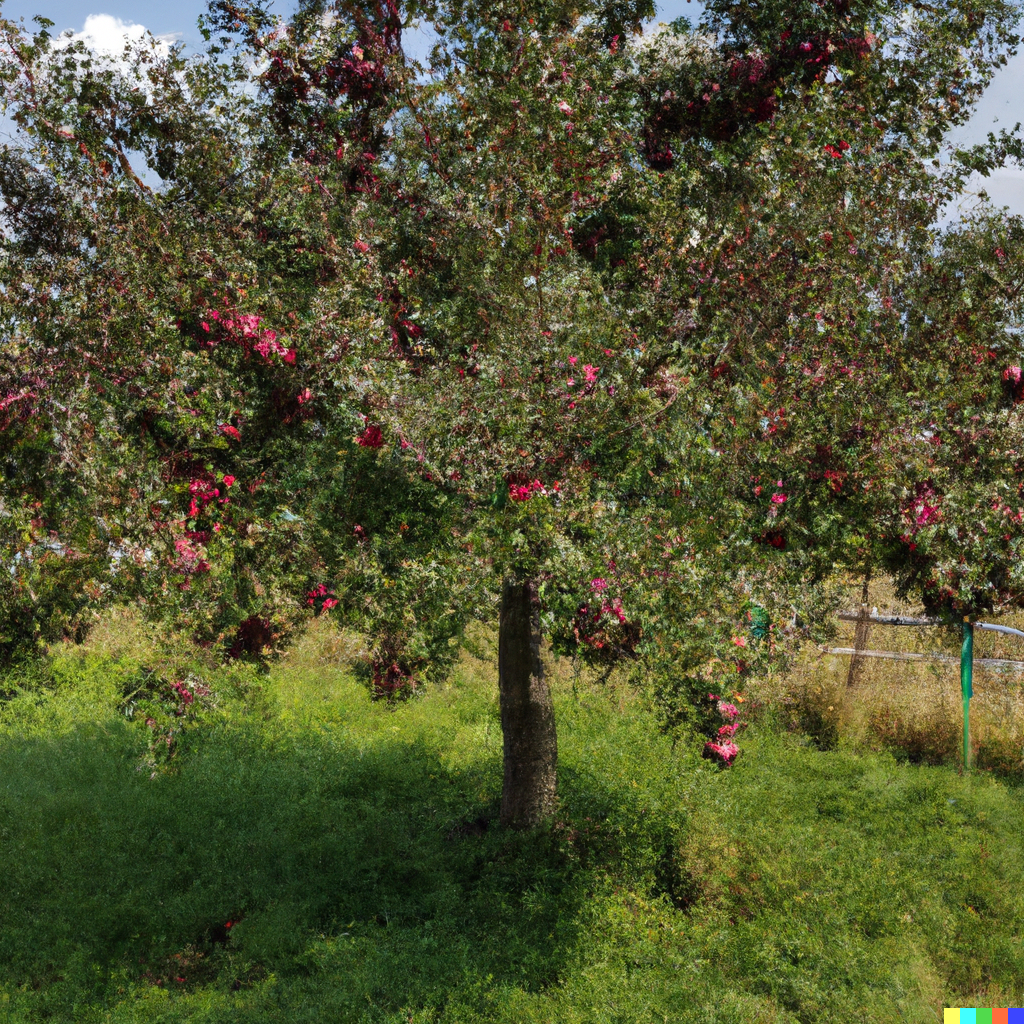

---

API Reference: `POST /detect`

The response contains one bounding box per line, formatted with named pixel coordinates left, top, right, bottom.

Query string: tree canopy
left=2, top=0, right=1023, bottom=821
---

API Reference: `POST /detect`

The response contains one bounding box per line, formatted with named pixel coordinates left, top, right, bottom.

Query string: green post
left=961, top=619, right=973, bottom=773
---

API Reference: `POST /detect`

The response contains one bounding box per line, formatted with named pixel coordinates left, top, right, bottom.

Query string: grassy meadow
left=3, top=602, right=1024, bottom=1022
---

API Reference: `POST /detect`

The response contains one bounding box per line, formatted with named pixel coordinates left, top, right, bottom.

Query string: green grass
left=2, top=632, right=1024, bottom=1022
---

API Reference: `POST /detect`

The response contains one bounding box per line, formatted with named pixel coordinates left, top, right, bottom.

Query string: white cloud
left=63, top=14, right=179, bottom=57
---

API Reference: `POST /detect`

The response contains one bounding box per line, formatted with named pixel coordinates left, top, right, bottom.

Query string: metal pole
left=961, top=619, right=973, bottom=773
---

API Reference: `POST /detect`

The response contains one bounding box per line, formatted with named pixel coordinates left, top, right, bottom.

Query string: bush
left=866, top=703, right=960, bottom=766
left=780, top=680, right=843, bottom=751
left=975, top=733, right=1024, bottom=778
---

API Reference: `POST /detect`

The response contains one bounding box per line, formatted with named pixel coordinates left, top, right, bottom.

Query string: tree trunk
left=498, top=579, right=558, bottom=828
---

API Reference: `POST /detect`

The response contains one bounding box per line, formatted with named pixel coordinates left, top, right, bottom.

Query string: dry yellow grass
left=749, top=574, right=1024, bottom=771
left=73, top=580, right=1024, bottom=774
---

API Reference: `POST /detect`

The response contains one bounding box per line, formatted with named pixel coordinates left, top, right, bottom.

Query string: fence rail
left=824, top=646, right=1024, bottom=672
left=825, top=604, right=1024, bottom=769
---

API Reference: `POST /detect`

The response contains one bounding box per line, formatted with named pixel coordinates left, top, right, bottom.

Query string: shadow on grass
left=0, top=718, right=617, bottom=1018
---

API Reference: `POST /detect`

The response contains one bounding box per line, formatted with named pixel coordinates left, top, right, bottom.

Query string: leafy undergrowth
left=2, top=640, right=1024, bottom=1022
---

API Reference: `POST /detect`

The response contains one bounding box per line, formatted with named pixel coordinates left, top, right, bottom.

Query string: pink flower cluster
left=704, top=739, right=740, bottom=764
left=200, top=309, right=296, bottom=364
left=306, top=583, right=339, bottom=611
left=173, top=537, right=210, bottom=576
left=509, top=479, right=558, bottom=502
left=1004, top=365, right=1024, bottom=404
left=565, top=357, right=600, bottom=390
left=167, top=678, right=211, bottom=718
left=702, top=693, right=746, bottom=767
left=571, top=569, right=633, bottom=652
left=906, top=482, right=941, bottom=529
left=601, top=596, right=627, bottom=624
left=356, top=424, right=384, bottom=448
left=0, top=387, right=36, bottom=430
left=187, top=476, right=227, bottom=519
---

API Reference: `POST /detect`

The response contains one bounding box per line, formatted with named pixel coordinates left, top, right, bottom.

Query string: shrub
left=781, top=680, right=843, bottom=751
left=866, top=704, right=960, bottom=765
left=975, top=733, right=1024, bottom=778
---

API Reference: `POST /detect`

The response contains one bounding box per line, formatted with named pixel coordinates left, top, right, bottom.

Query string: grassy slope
left=2, top=633, right=1024, bottom=1023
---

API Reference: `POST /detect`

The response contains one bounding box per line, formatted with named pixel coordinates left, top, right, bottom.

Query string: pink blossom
left=203, top=308, right=293, bottom=364
left=718, top=723, right=739, bottom=738
left=590, top=578, right=608, bottom=592
left=703, top=740, right=740, bottom=766
left=717, top=701, right=739, bottom=720
left=907, top=483, right=941, bottom=528
left=321, top=597, right=339, bottom=610
left=731, top=635, right=747, bottom=648
left=222, top=475, right=236, bottom=488
left=356, top=425, right=384, bottom=448
left=509, top=479, right=546, bottom=502
left=558, top=100, right=573, bottom=114
left=568, top=356, right=578, bottom=366
left=1004, top=366, right=1022, bottom=384
left=173, top=537, right=207, bottom=575
left=770, top=492, right=787, bottom=504
left=583, top=364, right=599, bottom=383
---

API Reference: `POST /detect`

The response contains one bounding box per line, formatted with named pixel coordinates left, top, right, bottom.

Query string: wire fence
left=822, top=605, right=1024, bottom=769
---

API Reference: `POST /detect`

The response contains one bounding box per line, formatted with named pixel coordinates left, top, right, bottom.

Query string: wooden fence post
left=845, top=568, right=872, bottom=689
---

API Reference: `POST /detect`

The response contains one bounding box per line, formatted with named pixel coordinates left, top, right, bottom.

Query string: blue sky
left=1, top=0, right=1021, bottom=213
left=0, top=0, right=703, bottom=48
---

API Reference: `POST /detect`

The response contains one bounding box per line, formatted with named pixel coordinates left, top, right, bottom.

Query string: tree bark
left=498, top=578, right=558, bottom=828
